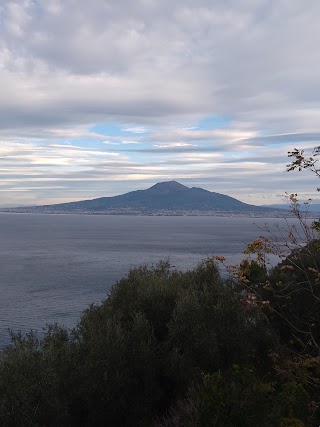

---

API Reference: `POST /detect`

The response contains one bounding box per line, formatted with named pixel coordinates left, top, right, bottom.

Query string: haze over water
left=0, top=213, right=293, bottom=347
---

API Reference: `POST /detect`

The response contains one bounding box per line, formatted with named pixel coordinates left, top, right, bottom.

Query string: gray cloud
left=1, top=0, right=319, bottom=132
left=243, top=133, right=320, bottom=145
left=1, top=0, right=320, bottom=205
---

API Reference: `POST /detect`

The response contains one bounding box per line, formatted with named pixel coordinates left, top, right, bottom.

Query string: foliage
left=0, top=259, right=275, bottom=426
left=0, top=246, right=319, bottom=425
left=287, top=147, right=320, bottom=178
left=155, top=365, right=311, bottom=427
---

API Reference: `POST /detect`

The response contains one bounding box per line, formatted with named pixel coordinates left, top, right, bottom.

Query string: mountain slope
left=2, top=181, right=278, bottom=214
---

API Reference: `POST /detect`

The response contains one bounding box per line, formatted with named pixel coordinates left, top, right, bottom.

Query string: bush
left=1, top=252, right=318, bottom=426
left=0, top=259, right=276, bottom=426
left=155, top=366, right=311, bottom=427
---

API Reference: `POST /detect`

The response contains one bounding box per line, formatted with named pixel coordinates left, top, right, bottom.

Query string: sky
left=1, top=0, right=320, bottom=207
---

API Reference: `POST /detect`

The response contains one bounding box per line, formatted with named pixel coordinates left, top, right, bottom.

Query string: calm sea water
left=0, top=213, right=296, bottom=347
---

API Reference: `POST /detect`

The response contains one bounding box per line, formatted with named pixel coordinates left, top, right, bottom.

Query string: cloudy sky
left=1, top=0, right=320, bottom=207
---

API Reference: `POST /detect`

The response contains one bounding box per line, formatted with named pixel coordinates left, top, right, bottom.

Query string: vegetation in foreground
left=0, top=246, right=319, bottom=426
left=1, top=149, right=320, bottom=426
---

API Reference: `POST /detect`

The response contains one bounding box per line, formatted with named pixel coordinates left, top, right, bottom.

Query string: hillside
left=1, top=181, right=281, bottom=215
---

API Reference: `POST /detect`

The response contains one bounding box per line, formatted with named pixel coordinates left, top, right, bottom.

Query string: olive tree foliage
left=155, top=365, right=311, bottom=427
left=0, top=260, right=274, bottom=427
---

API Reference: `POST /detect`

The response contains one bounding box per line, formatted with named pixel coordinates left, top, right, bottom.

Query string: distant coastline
left=0, top=208, right=302, bottom=218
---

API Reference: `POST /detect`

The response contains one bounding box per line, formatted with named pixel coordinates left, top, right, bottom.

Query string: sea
left=0, top=213, right=300, bottom=348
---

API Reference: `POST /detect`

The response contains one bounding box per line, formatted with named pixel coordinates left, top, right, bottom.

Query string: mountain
left=1, top=181, right=284, bottom=216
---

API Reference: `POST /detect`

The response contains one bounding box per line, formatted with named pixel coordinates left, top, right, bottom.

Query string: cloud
left=102, top=141, right=120, bottom=145
left=122, top=126, right=148, bottom=134
left=0, top=0, right=318, bottom=131
left=153, top=143, right=197, bottom=148
left=1, top=0, right=320, bottom=205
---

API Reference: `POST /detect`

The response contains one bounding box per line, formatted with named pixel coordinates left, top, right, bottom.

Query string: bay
left=0, top=213, right=295, bottom=347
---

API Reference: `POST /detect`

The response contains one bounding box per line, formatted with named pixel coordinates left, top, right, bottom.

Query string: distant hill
left=1, top=181, right=287, bottom=216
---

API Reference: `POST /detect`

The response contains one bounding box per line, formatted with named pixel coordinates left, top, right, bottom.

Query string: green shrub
left=0, top=258, right=312, bottom=426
